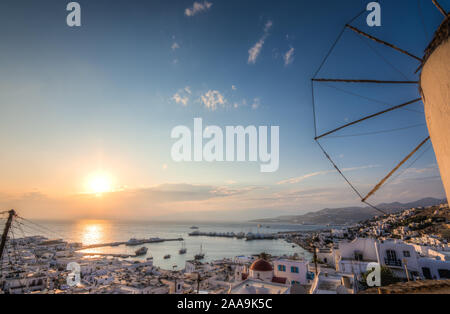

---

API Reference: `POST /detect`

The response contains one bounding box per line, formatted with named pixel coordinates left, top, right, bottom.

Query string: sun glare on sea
left=85, top=172, right=114, bottom=196
left=78, top=221, right=109, bottom=246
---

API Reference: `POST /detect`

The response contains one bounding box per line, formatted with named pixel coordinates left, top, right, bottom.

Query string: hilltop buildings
left=1, top=203, right=449, bottom=294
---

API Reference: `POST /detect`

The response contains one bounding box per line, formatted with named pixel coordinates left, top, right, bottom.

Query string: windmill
left=311, top=1, right=449, bottom=213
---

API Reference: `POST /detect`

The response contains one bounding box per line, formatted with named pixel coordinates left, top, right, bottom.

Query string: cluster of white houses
left=317, top=238, right=450, bottom=282
left=227, top=235, right=450, bottom=294
left=0, top=234, right=344, bottom=294
left=1, top=204, right=450, bottom=295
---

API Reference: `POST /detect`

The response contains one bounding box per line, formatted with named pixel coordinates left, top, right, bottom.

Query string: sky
left=0, top=0, right=447, bottom=221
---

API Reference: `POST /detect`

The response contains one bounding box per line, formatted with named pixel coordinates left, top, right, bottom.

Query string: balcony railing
left=384, top=258, right=402, bottom=267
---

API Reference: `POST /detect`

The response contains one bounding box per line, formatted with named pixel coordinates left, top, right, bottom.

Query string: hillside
left=252, top=198, right=447, bottom=225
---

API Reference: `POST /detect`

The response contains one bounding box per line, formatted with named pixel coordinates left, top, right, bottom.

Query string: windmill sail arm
left=362, top=136, right=431, bottom=202
left=345, top=24, right=423, bottom=62
left=315, top=98, right=422, bottom=140
left=432, top=0, right=448, bottom=17
left=312, top=78, right=418, bottom=84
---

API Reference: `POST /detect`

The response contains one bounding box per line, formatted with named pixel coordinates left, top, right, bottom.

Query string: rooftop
left=249, top=259, right=273, bottom=272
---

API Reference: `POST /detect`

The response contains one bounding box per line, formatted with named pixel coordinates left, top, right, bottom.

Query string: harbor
left=76, top=237, right=184, bottom=251
left=188, top=230, right=279, bottom=241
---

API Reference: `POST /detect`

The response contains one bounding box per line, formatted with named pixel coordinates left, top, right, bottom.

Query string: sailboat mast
left=0, top=210, right=16, bottom=262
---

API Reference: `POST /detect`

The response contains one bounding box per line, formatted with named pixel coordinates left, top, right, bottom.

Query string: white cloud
left=185, top=1, right=213, bottom=17
left=284, top=47, right=295, bottom=66
left=251, top=98, right=261, bottom=110
left=264, top=21, right=273, bottom=32
left=248, top=39, right=265, bottom=64
left=248, top=20, right=273, bottom=64
left=172, top=93, right=189, bottom=106
left=171, top=42, right=180, bottom=51
left=201, top=90, right=226, bottom=111
left=172, top=87, right=191, bottom=106
left=277, top=165, right=379, bottom=185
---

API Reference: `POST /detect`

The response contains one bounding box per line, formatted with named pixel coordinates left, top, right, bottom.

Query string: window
left=386, top=250, right=397, bottom=261
left=306, top=272, right=315, bottom=280
left=278, top=265, right=286, bottom=272
left=422, top=267, right=432, bottom=280
left=403, top=251, right=411, bottom=258
left=354, top=251, right=363, bottom=261
left=438, top=269, right=450, bottom=279
left=291, top=281, right=300, bottom=285
left=291, top=266, right=299, bottom=274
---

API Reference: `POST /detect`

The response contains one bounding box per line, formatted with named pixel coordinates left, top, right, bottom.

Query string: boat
left=135, top=247, right=148, bottom=256
left=179, top=241, right=187, bottom=255
left=164, top=254, right=171, bottom=259
left=190, top=226, right=199, bottom=230
left=126, top=238, right=144, bottom=246
left=194, top=245, right=205, bottom=260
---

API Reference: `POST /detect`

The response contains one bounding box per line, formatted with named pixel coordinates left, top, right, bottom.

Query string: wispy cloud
left=201, top=90, right=226, bottom=111
left=185, top=1, right=213, bottom=17
left=171, top=42, right=180, bottom=51
left=172, top=87, right=191, bottom=106
left=277, top=165, right=379, bottom=185
left=248, top=20, right=273, bottom=64
left=284, top=47, right=295, bottom=66
left=264, top=20, right=273, bottom=33
left=172, top=93, right=188, bottom=106
left=384, top=164, right=440, bottom=186
left=251, top=98, right=261, bottom=110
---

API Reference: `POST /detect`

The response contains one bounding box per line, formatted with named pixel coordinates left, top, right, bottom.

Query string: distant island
left=251, top=198, right=447, bottom=226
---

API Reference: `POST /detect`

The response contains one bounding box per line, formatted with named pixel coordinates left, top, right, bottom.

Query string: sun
left=85, top=172, right=114, bottom=195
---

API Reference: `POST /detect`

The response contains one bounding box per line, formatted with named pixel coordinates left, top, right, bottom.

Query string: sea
left=19, top=220, right=326, bottom=270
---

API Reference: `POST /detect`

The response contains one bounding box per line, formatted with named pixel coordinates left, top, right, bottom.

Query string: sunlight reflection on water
left=32, top=220, right=323, bottom=270
left=78, top=220, right=109, bottom=246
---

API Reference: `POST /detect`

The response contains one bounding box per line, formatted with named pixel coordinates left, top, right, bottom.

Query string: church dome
left=250, top=259, right=273, bottom=272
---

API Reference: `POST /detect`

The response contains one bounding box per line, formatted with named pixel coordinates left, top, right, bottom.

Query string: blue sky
left=0, top=0, right=447, bottom=220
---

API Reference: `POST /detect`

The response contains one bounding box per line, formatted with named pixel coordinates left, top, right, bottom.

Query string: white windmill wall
left=421, top=38, right=450, bottom=202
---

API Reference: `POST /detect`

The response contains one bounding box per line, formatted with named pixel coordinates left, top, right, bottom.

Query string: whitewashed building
left=273, top=259, right=312, bottom=285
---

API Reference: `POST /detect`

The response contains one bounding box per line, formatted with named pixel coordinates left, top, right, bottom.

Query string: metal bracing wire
left=16, top=216, right=74, bottom=242
left=378, top=142, right=433, bottom=192
left=313, top=78, right=418, bottom=84
left=315, top=98, right=422, bottom=140
left=310, top=3, right=434, bottom=211
left=345, top=25, right=423, bottom=62
left=351, top=30, right=411, bottom=80
left=362, top=137, right=431, bottom=202
left=312, top=9, right=367, bottom=79
left=418, top=0, right=431, bottom=41
left=325, top=123, right=427, bottom=139
left=319, top=82, right=424, bottom=114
